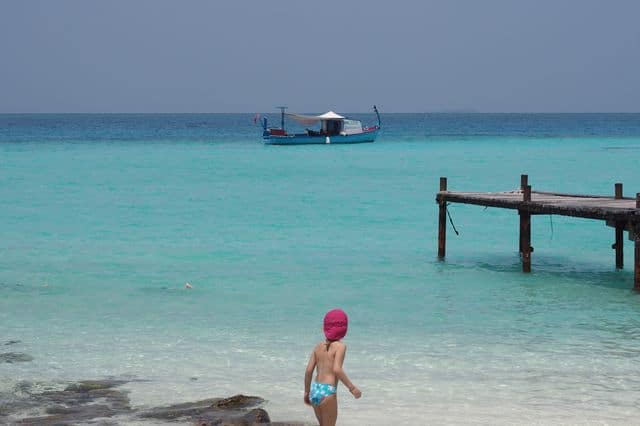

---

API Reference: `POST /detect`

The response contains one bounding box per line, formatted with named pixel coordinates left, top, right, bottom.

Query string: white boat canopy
left=285, top=111, right=345, bottom=125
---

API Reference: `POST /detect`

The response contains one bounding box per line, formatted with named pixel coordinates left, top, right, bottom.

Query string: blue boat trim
left=264, top=127, right=379, bottom=145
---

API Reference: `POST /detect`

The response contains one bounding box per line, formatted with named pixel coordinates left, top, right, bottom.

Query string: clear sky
left=1, top=0, right=639, bottom=113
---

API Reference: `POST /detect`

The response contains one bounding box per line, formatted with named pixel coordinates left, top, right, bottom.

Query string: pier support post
left=614, top=183, right=624, bottom=269
left=519, top=175, right=528, bottom=253
left=520, top=184, right=532, bottom=273
left=635, top=237, right=640, bottom=290
left=635, top=193, right=640, bottom=290
left=438, top=177, right=447, bottom=259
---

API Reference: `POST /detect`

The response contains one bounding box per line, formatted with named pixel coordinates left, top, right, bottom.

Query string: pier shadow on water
left=434, top=251, right=636, bottom=291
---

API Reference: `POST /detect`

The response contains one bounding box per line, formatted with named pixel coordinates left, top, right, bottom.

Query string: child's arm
left=333, top=344, right=362, bottom=399
left=303, top=349, right=316, bottom=405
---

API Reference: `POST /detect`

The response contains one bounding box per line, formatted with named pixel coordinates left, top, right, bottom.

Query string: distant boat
left=261, top=106, right=381, bottom=145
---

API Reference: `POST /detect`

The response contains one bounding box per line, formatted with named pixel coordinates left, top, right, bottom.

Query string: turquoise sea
left=1, top=113, right=640, bottom=424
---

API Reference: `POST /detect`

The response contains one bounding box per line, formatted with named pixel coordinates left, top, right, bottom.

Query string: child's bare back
left=312, top=340, right=343, bottom=386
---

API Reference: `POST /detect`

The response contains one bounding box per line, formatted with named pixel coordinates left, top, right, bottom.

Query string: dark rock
left=211, top=394, right=263, bottom=409
left=0, top=352, right=33, bottom=363
left=45, top=404, right=83, bottom=415
left=64, top=379, right=128, bottom=393
left=138, top=397, right=220, bottom=421
left=3, top=340, right=20, bottom=346
left=243, top=408, right=271, bottom=423
left=15, top=404, right=118, bottom=425
left=139, top=394, right=269, bottom=425
left=5, top=380, right=132, bottom=425
left=13, top=380, right=33, bottom=395
left=0, top=380, right=297, bottom=426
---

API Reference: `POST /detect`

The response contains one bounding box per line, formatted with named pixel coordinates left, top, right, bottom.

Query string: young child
left=304, top=308, right=361, bottom=426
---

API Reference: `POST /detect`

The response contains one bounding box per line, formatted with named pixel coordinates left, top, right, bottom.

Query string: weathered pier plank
left=439, top=191, right=638, bottom=221
left=436, top=175, right=640, bottom=289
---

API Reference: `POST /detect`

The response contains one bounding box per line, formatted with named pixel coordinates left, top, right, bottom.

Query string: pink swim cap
left=323, top=309, right=348, bottom=341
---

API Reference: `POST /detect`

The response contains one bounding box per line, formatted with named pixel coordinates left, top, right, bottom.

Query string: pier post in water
left=635, top=193, right=640, bottom=290
left=519, top=175, right=528, bottom=253
left=438, top=177, right=447, bottom=259
left=520, top=183, right=532, bottom=273
left=614, top=183, right=624, bottom=269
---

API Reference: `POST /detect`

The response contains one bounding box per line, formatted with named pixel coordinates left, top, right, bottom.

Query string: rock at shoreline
left=0, top=380, right=301, bottom=425
left=64, top=379, right=129, bottom=393
left=3, top=340, right=21, bottom=346
left=0, top=352, right=33, bottom=363
left=11, top=379, right=132, bottom=425
left=212, top=394, right=264, bottom=409
left=139, top=394, right=270, bottom=424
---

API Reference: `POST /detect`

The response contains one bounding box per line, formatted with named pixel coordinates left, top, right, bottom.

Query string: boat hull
left=264, top=128, right=379, bottom=145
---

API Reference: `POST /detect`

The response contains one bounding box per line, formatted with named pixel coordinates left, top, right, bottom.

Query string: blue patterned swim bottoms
left=309, top=382, right=337, bottom=406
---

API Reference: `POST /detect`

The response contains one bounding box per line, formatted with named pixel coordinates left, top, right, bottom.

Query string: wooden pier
left=436, top=175, right=640, bottom=289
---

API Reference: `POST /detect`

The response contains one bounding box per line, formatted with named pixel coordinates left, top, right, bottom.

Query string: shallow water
left=1, top=114, right=640, bottom=424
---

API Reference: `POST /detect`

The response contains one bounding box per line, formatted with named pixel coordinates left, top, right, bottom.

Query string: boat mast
left=277, top=106, right=287, bottom=130
left=373, top=105, right=381, bottom=127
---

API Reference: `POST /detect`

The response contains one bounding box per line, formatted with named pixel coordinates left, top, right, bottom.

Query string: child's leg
left=317, top=395, right=337, bottom=426
left=312, top=404, right=322, bottom=425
